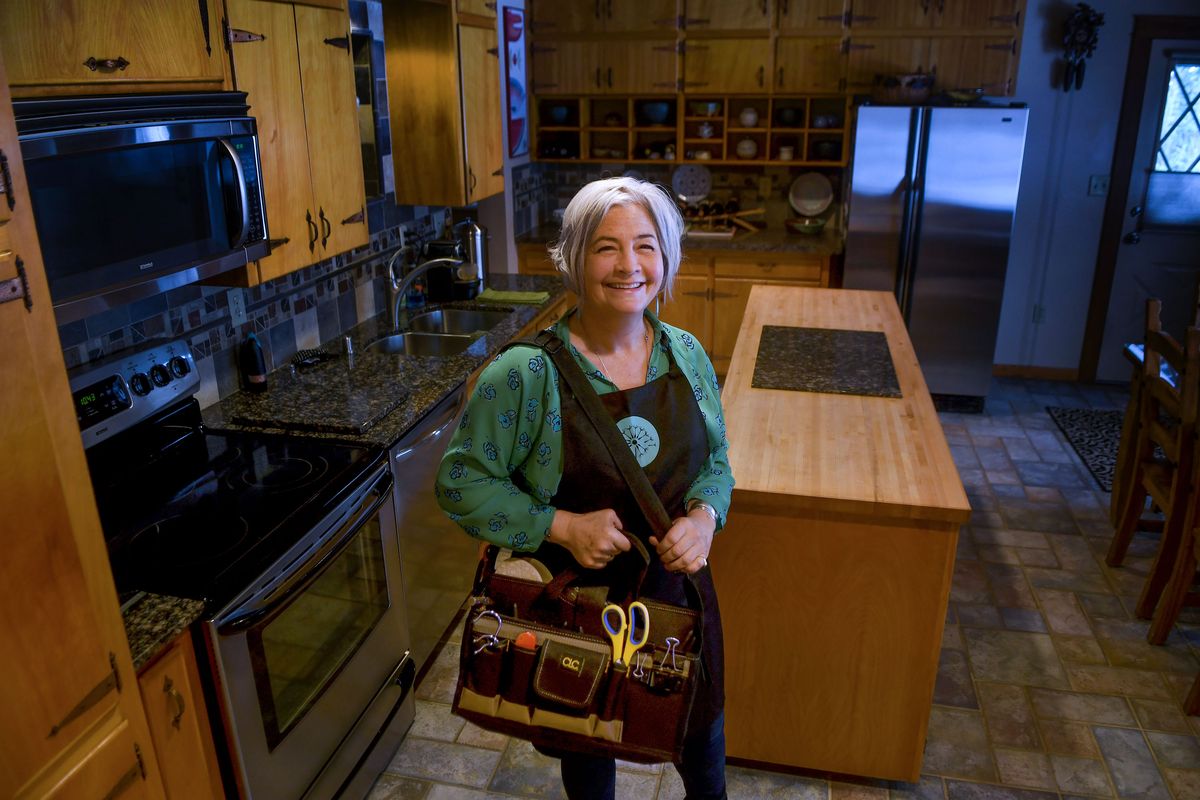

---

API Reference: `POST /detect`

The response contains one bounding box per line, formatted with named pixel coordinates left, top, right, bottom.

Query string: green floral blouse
left=434, top=311, right=734, bottom=551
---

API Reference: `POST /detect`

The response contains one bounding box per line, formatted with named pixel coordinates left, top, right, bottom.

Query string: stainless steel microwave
left=15, top=93, right=270, bottom=324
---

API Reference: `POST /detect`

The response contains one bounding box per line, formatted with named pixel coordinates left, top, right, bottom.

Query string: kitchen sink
left=407, top=308, right=511, bottom=334
left=366, top=332, right=476, bottom=357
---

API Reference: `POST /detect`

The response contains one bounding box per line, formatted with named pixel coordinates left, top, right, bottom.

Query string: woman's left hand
left=649, top=509, right=715, bottom=574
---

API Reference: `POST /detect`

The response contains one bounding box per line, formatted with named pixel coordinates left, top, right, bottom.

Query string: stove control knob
left=129, top=372, right=152, bottom=396
left=150, top=364, right=172, bottom=387
left=169, top=356, right=190, bottom=378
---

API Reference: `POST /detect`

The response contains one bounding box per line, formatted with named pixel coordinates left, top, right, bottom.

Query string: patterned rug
left=1046, top=407, right=1124, bottom=492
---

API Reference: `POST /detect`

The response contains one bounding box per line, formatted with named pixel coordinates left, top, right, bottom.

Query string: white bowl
left=788, top=173, right=834, bottom=217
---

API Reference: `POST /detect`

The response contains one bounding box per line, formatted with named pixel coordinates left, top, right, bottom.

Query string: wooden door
left=935, top=0, right=1022, bottom=30
left=297, top=3, right=368, bottom=259
left=460, top=25, right=505, bottom=203
left=139, top=637, right=223, bottom=800
left=0, top=46, right=163, bottom=799
left=0, top=0, right=225, bottom=95
left=529, top=0, right=597, bottom=34
left=684, top=38, right=771, bottom=93
left=660, top=273, right=712, bottom=350
left=608, top=40, right=678, bottom=93
left=776, top=36, right=845, bottom=92
left=685, top=0, right=773, bottom=31
left=710, top=277, right=758, bottom=374
left=531, top=41, right=603, bottom=94
left=228, top=0, right=318, bottom=282
left=777, top=0, right=847, bottom=31
left=845, top=36, right=932, bottom=92
left=846, top=0, right=930, bottom=29
left=458, top=0, right=498, bottom=17
left=930, top=36, right=1015, bottom=94
left=607, top=0, right=679, bottom=33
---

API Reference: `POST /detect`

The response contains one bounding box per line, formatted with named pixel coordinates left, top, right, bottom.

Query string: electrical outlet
left=1088, top=174, right=1110, bottom=197
left=227, top=289, right=247, bottom=327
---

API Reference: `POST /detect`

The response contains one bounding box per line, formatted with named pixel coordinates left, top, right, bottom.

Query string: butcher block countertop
left=712, top=285, right=970, bottom=782
left=722, top=286, right=971, bottom=525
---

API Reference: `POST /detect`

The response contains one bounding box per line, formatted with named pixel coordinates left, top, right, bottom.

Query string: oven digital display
left=73, top=375, right=132, bottom=429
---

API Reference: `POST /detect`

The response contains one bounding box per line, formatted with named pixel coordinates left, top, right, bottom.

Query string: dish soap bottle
left=239, top=332, right=268, bottom=393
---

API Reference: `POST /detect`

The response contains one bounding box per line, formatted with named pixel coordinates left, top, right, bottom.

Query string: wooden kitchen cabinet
left=659, top=269, right=712, bottom=349
left=775, top=36, right=844, bottom=92
left=0, top=0, right=227, bottom=97
left=531, top=0, right=677, bottom=34
left=684, top=0, right=773, bottom=31
left=776, top=0, right=846, bottom=31
left=930, top=35, right=1017, bottom=95
left=934, top=0, right=1023, bottom=30
left=457, top=0, right=497, bottom=16
left=683, top=38, right=771, bottom=93
left=0, top=45, right=165, bottom=800
left=138, top=635, right=223, bottom=800
left=228, top=0, right=368, bottom=284
left=386, top=2, right=505, bottom=206
left=844, top=36, right=933, bottom=92
left=533, top=40, right=676, bottom=95
left=846, top=0, right=932, bottom=29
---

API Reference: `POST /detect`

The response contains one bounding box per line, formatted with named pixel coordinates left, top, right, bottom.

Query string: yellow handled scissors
left=601, top=601, right=649, bottom=666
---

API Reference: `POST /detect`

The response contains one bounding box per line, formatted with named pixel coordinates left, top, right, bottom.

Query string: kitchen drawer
left=713, top=255, right=823, bottom=282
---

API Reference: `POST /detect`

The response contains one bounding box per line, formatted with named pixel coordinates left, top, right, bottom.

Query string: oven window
left=250, top=517, right=389, bottom=749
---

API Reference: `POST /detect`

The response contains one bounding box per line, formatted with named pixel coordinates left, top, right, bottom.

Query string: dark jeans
left=559, top=713, right=727, bottom=800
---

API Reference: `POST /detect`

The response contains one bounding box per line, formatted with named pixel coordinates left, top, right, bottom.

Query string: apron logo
left=561, top=655, right=583, bottom=674
left=616, top=415, right=660, bottom=467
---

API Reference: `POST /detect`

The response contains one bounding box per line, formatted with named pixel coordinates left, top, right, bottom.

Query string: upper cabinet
left=531, top=0, right=678, bottom=35
left=457, top=0, right=497, bottom=16
left=683, top=38, right=771, bottom=94
left=533, top=40, right=678, bottom=95
left=0, top=0, right=227, bottom=97
left=684, top=0, right=773, bottom=31
left=776, top=0, right=847, bottom=31
left=227, top=0, right=368, bottom=284
left=385, top=0, right=505, bottom=207
left=846, top=0, right=1022, bottom=30
left=0, top=43, right=165, bottom=800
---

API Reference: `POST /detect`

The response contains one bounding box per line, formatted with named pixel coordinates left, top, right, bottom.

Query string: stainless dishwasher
left=389, top=386, right=478, bottom=671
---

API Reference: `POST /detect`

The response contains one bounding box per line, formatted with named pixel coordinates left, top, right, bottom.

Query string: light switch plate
left=228, top=289, right=247, bottom=327
left=1088, top=175, right=1110, bottom=197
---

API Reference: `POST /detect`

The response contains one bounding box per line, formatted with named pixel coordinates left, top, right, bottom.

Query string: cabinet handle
left=781, top=0, right=789, bottom=14
left=849, top=13, right=877, bottom=24
left=163, top=676, right=186, bottom=729
left=594, top=0, right=601, bottom=19
left=468, top=168, right=477, bottom=196
left=937, top=0, right=945, bottom=13
left=323, top=36, right=349, bottom=50
left=319, top=207, right=331, bottom=248
left=757, top=65, right=764, bottom=87
left=607, top=0, right=613, bottom=17
left=984, top=40, right=1017, bottom=54
left=197, top=0, right=212, bottom=56
left=0, top=256, right=32, bottom=311
left=684, top=17, right=711, bottom=27
left=777, top=66, right=784, bottom=87
left=989, top=12, right=1020, bottom=25
left=83, top=56, right=129, bottom=72
left=0, top=150, right=15, bottom=211
left=341, top=207, right=365, bottom=225
left=267, top=237, right=290, bottom=249
left=845, top=41, right=875, bottom=51
left=817, top=13, right=846, bottom=22
left=760, top=0, right=767, bottom=15
left=595, top=67, right=602, bottom=88
left=607, top=67, right=613, bottom=88
left=755, top=262, right=777, bottom=270
left=306, top=210, right=318, bottom=253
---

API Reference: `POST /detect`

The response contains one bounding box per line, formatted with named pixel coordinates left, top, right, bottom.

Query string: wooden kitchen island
left=711, top=286, right=970, bottom=782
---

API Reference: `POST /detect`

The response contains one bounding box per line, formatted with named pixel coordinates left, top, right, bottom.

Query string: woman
left=436, top=177, right=733, bottom=800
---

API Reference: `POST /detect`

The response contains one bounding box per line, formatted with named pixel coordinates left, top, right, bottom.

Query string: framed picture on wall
left=503, top=6, right=528, bottom=159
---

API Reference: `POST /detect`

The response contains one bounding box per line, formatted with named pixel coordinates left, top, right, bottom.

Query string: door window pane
left=1147, top=60, right=1200, bottom=226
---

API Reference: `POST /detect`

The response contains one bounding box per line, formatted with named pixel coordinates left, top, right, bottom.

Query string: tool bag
left=451, top=331, right=709, bottom=764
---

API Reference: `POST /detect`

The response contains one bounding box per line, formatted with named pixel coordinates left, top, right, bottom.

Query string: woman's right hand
left=546, top=508, right=631, bottom=569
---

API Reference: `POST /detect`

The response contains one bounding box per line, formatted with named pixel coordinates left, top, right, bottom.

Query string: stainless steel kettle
left=453, top=218, right=486, bottom=300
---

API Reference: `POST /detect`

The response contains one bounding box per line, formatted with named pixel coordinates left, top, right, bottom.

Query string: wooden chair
left=1105, top=300, right=1200, bottom=627
left=1147, top=460, right=1200, bottom=643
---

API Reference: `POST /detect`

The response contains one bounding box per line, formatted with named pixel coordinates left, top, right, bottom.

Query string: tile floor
left=369, top=378, right=1200, bottom=799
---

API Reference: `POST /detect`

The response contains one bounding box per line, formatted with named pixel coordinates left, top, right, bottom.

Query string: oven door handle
left=218, top=137, right=251, bottom=249
left=217, top=468, right=394, bottom=634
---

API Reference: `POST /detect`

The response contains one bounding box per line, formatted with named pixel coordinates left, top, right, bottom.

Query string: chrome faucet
left=386, top=248, right=463, bottom=331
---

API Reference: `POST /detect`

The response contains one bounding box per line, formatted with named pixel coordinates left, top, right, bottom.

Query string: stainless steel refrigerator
left=843, top=104, right=1028, bottom=405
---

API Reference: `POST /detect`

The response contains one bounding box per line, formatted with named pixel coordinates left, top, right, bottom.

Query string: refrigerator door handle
left=895, top=108, right=928, bottom=320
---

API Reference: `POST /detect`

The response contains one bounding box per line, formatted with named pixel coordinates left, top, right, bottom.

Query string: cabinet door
left=460, top=25, right=505, bottom=203
left=684, top=38, right=771, bottom=93
left=776, top=36, right=845, bottom=92
left=685, top=0, right=773, bottom=31
left=930, top=36, right=1015, bottom=94
left=844, top=36, right=931, bottom=92
left=846, top=0, right=930, bottom=29
left=532, top=41, right=603, bottom=94
left=608, top=40, right=678, bottom=93
left=710, top=277, right=757, bottom=375
left=607, top=0, right=679, bottom=33
left=0, top=46, right=162, bottom=799
left=458, top=0, right=498, bottom=17
left=228, top=0, right=318, bottom=282
left=935, top=0, right=1022, bottom=30
left=530, top=0, right=598, bottom=34
left=297, top=3, right=368, bottom=259
left=660, top=274, right=712, bottom=350
left=0, top=0, right=225, bottom=95
left=139, top=636, right=223, bottom=800
left=777, top=0, right=847, bottom=31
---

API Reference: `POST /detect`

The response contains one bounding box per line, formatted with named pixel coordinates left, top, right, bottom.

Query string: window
left=1145, top=58, right=1200, bottom=227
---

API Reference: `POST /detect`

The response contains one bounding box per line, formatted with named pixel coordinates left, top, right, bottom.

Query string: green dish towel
left=477, top=288, right=550, bottom=305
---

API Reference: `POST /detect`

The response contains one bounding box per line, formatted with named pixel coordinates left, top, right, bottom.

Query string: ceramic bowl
left=785, top=217, right=826, bottom=235
left=641, top=101, right=671, bottom=124
left=546, top=105, right=569, bottom=124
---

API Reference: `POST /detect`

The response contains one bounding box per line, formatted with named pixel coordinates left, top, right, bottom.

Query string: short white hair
left=548, top=177, right=684, bottom=299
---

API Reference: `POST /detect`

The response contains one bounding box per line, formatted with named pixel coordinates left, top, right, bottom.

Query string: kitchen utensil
left=736, top=138, right=758, bottom=159
left=602, top=601, right=649, bottom=665
left=671, top=164, right=711, bottom=204
left=785, top=217, right=827, bottom=235
left=738, top=107, right=759, bottom=127
left=788, top=172, right=834, bottom=216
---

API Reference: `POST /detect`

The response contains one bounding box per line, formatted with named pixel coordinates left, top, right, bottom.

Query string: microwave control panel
left=231, top=135, right=267, bottom=244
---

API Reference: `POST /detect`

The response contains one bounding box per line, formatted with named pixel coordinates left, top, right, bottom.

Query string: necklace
left=585, top=319, right=651, bottom=383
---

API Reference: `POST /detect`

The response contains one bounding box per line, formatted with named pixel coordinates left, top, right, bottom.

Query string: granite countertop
left=203, top=273, right=569, bottom=448
left=123, top=593, right=207, bottom=671
left=517, top=216, right=843, bottom=256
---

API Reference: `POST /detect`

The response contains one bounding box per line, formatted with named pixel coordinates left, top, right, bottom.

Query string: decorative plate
left=788, top=172, right=834, bottom=217
left=671, top=164, right=712, bottom=205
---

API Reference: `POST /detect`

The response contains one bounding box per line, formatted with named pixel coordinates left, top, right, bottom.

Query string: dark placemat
left=751, top=326, right=901, bottom=398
